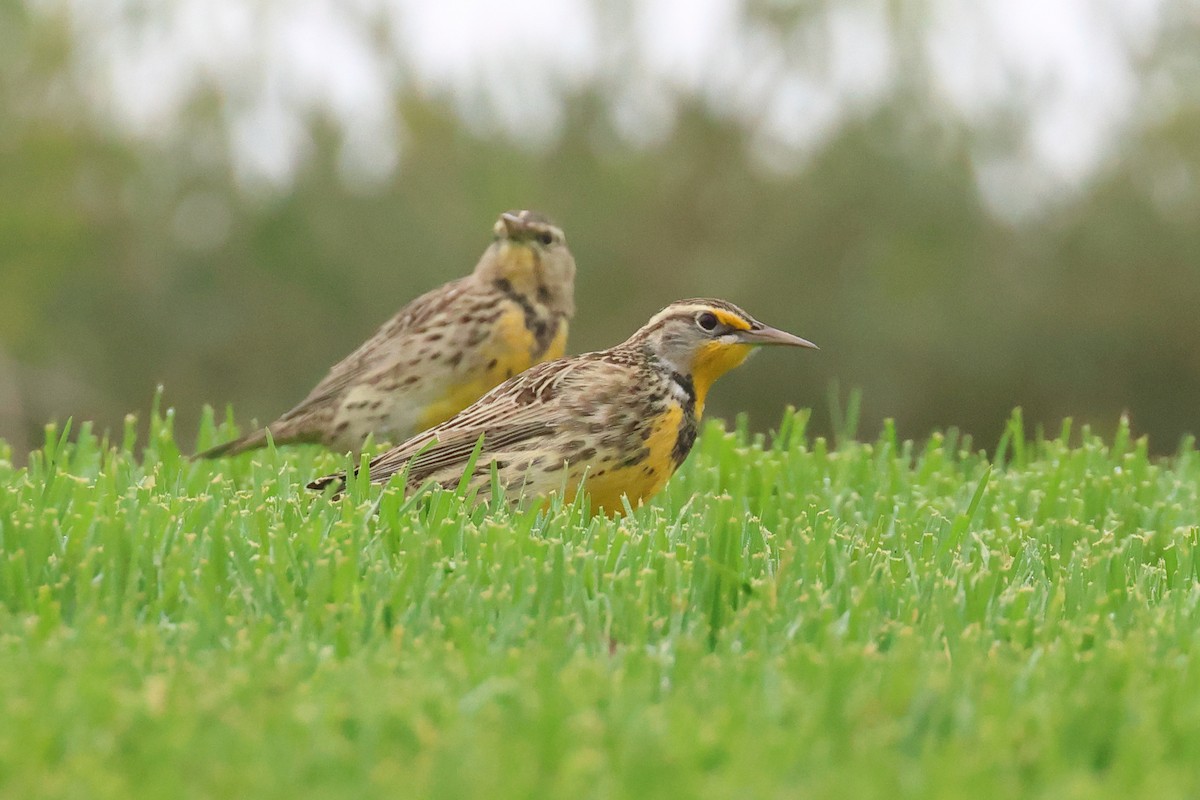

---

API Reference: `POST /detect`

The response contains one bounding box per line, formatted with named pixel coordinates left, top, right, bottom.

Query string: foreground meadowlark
left=199, top=210, right=576, bottom=457
left=308, top=299, right=817, bottom=513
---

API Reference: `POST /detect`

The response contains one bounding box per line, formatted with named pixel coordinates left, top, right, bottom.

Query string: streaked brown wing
left=397, top=420, right=555, bottom=485
left=280, top=278, right=474, bottom=420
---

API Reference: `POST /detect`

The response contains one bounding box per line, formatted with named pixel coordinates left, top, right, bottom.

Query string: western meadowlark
left=198, top=210, right=576, bottom=457
left=308, top=299, right=817, bottom=514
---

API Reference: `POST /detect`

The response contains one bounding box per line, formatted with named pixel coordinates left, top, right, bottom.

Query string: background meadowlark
left=199, top=210, right=576, bottom=457
left=309, top=298, right=817, bottom=513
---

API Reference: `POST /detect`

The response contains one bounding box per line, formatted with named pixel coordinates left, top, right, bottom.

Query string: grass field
left=2, top=402, right=1200, bottom=799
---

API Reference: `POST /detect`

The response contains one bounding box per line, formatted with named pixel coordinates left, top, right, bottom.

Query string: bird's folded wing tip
left=307, top=474, right=344, bottom=492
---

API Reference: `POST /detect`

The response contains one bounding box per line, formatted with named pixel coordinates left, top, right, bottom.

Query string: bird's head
left=474, top=210, right=576, bottom=317
left=629, top=299, right=817, bottom=413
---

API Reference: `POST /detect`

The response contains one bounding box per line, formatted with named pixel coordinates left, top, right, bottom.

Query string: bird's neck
left=477, top=245, right=558, bottom=314
left=639, top=341, right=751, bottom=420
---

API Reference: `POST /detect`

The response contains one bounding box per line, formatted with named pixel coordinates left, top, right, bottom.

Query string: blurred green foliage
left=1, top=4, right=1198, bottom=457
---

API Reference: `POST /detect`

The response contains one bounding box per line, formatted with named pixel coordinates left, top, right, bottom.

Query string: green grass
left=3, top=403, right=1200, bottom=799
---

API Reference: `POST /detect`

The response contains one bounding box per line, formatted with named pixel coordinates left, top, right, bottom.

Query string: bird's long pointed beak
left=736, top=324, right=819, bottom=349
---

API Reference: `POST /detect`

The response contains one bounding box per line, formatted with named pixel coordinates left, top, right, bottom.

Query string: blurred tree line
left=1, top=1, right=1198, bottom=458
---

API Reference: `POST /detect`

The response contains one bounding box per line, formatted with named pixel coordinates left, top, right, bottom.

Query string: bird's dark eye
left=537, top=232, right=554, bottom=246
left=697, top=311, right=719, bottom=331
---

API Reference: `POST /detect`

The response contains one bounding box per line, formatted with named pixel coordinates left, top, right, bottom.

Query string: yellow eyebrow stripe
left=712, top=309, right=751, bottom=331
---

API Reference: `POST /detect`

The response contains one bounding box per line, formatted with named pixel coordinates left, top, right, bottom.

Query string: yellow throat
left=495, top=243, right=543, bottom=298
left=689, top=341, right=752, bottom=417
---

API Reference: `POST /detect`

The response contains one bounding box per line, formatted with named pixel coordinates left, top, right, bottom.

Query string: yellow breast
left=418, top=308, right=567, bottom=431
left=565, top=403, right=685, bottom=515
left=540, top=322, right=568, bottom=362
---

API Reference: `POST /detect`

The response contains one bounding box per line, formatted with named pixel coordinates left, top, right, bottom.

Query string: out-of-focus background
left=2, top=0, right=1198, bottom=457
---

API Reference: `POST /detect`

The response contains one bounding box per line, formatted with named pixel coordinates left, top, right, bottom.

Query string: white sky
left=44, top=0, right=1173, bottom=218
